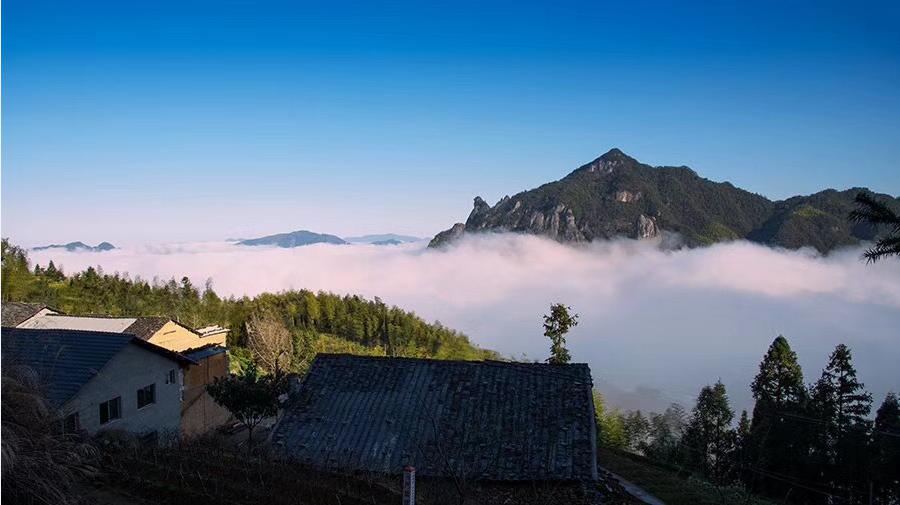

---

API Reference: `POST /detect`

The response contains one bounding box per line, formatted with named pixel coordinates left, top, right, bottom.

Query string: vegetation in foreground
left=594, top=337, right=900, bottom=505
left=598, top=448, right=776, bottom=505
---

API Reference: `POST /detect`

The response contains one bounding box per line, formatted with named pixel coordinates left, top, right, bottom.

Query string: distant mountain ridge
left=344, top=234, right=422, bottom=244
left=237, top=231, right=423, bottom=248
left=33, top=241, right=115, bottom=252
left=429, top=148, right=899, bottom=252
left=238, top=230, right=347, bottom=248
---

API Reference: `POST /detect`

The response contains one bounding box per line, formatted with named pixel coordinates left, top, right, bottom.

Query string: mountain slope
left=344, top=234, right=422, bottom=244
left=33, top=241, right=115, bottom=252
left=238, top=230, right=347, bottom=248
left=429, top=149, right=898, bottom=252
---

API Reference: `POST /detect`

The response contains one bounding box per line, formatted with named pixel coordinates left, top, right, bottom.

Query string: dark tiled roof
left=272, top=354, right=598, bottom=482
left=123, top=316, right=172, bottom=340
left=183, top=344, right=227, bottom=361
left=1, top=327, right=193, bottom=407
left=1, top=302, right=49, bottom=327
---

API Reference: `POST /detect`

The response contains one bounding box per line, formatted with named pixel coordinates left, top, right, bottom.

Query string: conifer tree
left=747, top=336, right=809, bottom=496
left=872, top=392, right=900, bottom=505
left=733, top=410, right=752, bottom=484
left=849, top=191, right=900, bottom=262
left=809, top=344, right=873, bottom=499
left=683, top=381, right=735, bottom=482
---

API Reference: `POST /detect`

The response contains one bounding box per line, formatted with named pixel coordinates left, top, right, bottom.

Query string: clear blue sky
left=3, top=0, right=899, bottom=245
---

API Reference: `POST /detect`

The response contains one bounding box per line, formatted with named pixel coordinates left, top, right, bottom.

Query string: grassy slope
left=598, top=449, right=777, bottom=505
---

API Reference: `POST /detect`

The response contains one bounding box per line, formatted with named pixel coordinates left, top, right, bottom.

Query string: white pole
left=402, top=466, right=416, bottom=505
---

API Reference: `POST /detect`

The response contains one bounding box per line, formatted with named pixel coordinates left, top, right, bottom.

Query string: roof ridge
left=313, top=353, right=593, bottom=384
left=315, top=352, right=591, bottom=367
left=5, top=326, right=140, bottom=337
left=44, top=313, right=138, bottom=320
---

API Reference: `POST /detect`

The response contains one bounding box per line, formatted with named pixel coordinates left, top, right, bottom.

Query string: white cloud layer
left=30, top=235, right=900, bottom=414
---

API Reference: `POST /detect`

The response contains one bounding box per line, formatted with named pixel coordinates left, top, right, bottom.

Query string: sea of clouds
left=30, top=234, right=900, bottom=414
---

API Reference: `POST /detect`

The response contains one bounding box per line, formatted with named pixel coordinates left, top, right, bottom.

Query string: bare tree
left=246, top=310, right=294, bottom=375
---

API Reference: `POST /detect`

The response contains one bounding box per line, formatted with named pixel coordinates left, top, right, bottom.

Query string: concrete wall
left=182, top=350, right=232, bottom=437
left=148, top=321, right=226, bottom=352
left=63, top=343, right=183, bottom=438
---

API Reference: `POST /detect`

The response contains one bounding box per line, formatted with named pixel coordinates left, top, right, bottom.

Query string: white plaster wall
left=63, top=343, right=183, bottom=437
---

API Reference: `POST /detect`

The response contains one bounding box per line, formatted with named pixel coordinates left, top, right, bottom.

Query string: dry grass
left=1, top=361, right=99, bottom=505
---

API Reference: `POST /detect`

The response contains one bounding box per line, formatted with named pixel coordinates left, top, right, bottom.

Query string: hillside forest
left=1, top=239, right=497, bottom=372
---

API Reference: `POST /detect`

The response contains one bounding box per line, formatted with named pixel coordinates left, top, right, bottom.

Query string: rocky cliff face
left=429, top=148, right=897, bottom=251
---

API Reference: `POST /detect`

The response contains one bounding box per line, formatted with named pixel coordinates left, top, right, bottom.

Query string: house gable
left=64, top=342, right=184, bottom=436
left=145, top=320, right=206, bottom=352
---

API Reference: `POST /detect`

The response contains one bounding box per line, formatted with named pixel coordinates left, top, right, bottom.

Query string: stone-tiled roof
left=1, top=302, right=51, bottom=327
left=1, top=327, right=194, bottom=407
left=272, top=354, right=598, bottom=482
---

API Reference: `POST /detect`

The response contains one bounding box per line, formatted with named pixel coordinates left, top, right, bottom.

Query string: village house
left=271, top=354, right=598, bottom=495
left=1, top=302, right=231, bottom=436
left=2, top=327, right=194, bottom=439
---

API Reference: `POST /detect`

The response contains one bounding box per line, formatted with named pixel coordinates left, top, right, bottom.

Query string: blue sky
left=3, top=0, right=899, bottom=245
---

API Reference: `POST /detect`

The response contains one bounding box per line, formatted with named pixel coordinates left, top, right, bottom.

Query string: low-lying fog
left=31, top=234, right=900, bottom=414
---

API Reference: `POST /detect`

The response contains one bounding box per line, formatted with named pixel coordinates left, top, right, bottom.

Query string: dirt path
left=602, top=469, right=667, bottom=505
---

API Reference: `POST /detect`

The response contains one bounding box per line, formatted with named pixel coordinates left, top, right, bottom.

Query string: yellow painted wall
left=146, top=321, right=226, bottom=352
left=181, top=351, right=231, bottom=437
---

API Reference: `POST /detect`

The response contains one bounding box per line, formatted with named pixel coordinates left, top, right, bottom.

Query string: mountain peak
left=428, top=150, right=900, bottom=252
left=599, top=148, right=635, bottom=163
left=33, top=241, right=116, bottom=252
left=238, top=230, right=347, bottom=248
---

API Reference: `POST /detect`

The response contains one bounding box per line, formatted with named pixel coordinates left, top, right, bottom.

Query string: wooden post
left=402, top=466, right=416, bottom=505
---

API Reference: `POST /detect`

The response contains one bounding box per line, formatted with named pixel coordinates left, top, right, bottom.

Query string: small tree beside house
left=206, top=362, right=283, bottom=451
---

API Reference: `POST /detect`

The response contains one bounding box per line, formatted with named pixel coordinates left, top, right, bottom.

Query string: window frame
left=136, top=383, right=156, bottom=409
left=63, top=412, right=80, bottom=433
left=99, top=396, right=122, bottom=425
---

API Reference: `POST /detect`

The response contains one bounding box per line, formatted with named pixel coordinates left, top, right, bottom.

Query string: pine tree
left=747, top=336, right=809, bottom=497
left=872, top=393, right=900, bottom=505
left=682, top=381, right=735, bottom=482
left=809, top=344, right=873, bottom=501
left=734, top=410, right=752, bottom=484
left=848, top=191, right=900, bottom=262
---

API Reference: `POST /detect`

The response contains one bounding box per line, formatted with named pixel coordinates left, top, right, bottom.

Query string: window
left=166, top=369, right=177, bottom=384
left=63, top=412, right=80, bottom=433
left=99, top=397, right=121, bottom=424
left=137, top=384, right=156, bottom=409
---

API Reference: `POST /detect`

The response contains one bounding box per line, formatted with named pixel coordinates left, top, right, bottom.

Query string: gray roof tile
left=1, top=302, right=50, bottom=327
left=272, top=354, right=598, bottom=482
left=2, top=327, right=193, bottom=407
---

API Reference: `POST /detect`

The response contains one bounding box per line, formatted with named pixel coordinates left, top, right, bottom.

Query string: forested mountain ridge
left=238, top=230, right=347, bottom=247
left=429, top=149, right=899, bottom=251
left=33, top=241, right=116, bottom=252
left=1, top=240, right=496, bottom=364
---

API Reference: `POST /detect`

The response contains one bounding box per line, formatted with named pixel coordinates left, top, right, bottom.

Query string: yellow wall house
left=7, top=307, right=231, bottom=437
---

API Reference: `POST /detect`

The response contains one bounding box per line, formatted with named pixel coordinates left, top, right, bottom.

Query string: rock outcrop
left=428, top=223, right=466, bottom=248
left=428, top=148, right=898, bottom=252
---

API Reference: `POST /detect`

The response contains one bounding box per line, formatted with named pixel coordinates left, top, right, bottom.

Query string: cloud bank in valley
left=30, top=235, right=900, bottom=414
